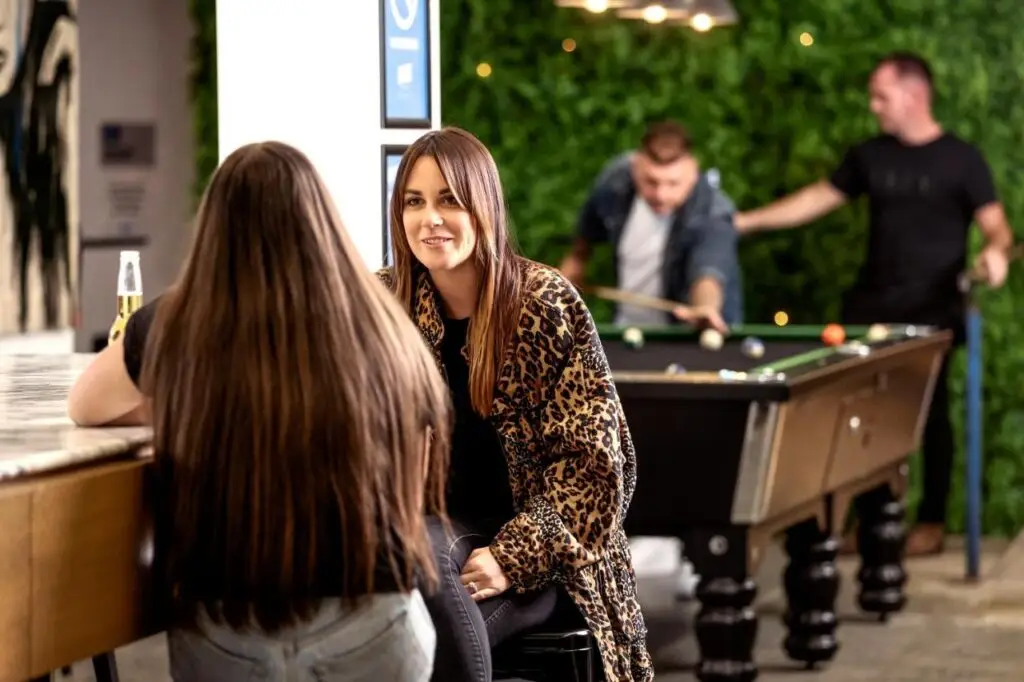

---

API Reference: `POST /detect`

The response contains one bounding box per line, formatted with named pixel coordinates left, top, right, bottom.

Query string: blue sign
left=383, top=150, right=405, bottom=265
left=382, top=0, right=431, bottom=126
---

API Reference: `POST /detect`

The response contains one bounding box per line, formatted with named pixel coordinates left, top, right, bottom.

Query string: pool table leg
left=684, top=526, right=758, bottom=682
left=781, top=518, right=840, bottom=668
left=854, top=484, right=908, bottom=620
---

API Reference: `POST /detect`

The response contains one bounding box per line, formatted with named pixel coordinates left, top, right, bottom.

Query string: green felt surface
left=747, top=347, right=841, bottom=373
left=597, top=323, right=872, bottom=341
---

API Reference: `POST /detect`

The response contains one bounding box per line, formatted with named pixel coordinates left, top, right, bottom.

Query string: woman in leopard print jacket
left=378, top=126, right=654, bottom=682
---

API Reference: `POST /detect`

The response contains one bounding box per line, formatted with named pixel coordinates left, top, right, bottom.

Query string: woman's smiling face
left=401, top=155, right=477, bottom=274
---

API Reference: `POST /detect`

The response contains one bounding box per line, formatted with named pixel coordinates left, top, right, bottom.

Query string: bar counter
left=0, top=354, right=155, bottom=681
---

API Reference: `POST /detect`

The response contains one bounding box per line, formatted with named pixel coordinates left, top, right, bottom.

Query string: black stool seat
left=493, top=624, right=598, bottom=682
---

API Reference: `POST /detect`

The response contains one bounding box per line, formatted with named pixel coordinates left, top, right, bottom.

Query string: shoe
left=905, top=523, right=945, bottom=557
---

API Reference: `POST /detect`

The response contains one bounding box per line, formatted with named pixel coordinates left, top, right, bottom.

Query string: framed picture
left=381, top=144, right=408, bottom=266
left=379, top=0, right=432, bottom=128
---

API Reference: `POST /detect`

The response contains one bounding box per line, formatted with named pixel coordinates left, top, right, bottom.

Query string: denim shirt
left=576, top=153, right=744, bottom=325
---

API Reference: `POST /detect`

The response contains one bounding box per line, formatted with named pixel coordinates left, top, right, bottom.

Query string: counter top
left=0, top=354, right=152, bottom=482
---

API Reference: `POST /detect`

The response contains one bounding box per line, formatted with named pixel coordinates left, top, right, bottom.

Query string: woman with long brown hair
left=379, top=127, right=662, bottom=682
left=67, top=141, right=450, bottom=681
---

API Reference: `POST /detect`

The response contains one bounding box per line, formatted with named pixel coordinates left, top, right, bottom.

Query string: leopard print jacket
left=377, top=260, right=654, bottom=682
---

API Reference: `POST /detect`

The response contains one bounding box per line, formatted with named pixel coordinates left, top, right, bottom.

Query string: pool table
left=599, top=323, right=953, bottom=682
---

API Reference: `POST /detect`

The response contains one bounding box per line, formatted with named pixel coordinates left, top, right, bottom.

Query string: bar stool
left=493, top=624, right=597, bottom=682
left=31, top=653, right=118, bottom=682
left=492, top=590, right=599, bottom=682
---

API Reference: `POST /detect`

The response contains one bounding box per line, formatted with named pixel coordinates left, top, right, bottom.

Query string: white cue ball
left=866, top=324, right=889, bottom=342
left=700, top=328, right=724, bottom=351
left=623, top=326, right=644, bottom=348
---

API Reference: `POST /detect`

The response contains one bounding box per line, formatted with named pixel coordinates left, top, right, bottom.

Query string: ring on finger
left=467, top=581, right=478, bottom=594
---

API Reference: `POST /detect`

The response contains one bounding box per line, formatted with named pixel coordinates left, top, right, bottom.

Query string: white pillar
left=216, top=0, right=441, bottom=269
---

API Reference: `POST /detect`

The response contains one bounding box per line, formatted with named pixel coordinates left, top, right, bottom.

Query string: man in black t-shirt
left=734, top=52, right=1014, bottom=556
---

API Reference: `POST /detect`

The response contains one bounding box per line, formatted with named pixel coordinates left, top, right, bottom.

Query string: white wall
left=75, top=0, right=194, bottom=351
left=216, top=0, right=442, bottom=269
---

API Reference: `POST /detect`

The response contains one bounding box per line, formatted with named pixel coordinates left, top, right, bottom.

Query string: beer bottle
left=108, top=250, right=144, bottom=344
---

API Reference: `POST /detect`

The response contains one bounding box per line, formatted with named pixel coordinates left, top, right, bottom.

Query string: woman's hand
left=460, top=547, right=511, bottom=602
left=672, top=304, right=729, bottom=334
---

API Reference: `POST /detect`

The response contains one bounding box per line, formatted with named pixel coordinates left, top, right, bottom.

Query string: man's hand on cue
left=673, top=305, right=729, bottom=334
left=973, top=245, right=1010, bottom=288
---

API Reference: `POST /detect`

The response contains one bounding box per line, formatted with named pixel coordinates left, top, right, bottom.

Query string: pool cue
left=958, top=242, right=1021, bottom=581
left=586, top=285, right=683, bottom=313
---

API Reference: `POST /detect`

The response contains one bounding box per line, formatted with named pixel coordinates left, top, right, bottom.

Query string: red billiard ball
left=822, top=323, right=846, bottom=346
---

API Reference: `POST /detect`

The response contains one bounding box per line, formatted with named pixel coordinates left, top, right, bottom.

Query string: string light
left=562, top=38, right=577, bottom=52
left=476, top=62, right=492, bottom=78
left=774, top=311, right=790, bottom=327
left=585, top=0, right=608, bottom=11
left=690, top=12, right=713, bottom=31
left=799, top=32, right=814, bottom=46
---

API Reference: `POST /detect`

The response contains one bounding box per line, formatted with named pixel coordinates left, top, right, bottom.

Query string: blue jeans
left=167, top=591, right=435, bottom=682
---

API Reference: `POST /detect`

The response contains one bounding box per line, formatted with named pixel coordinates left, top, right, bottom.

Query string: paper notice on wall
left=101, top=122, right=156, bottom=167
left=107, top=181, right=145, bottom=235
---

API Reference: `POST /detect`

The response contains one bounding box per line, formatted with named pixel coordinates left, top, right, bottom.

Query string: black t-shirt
left=123, top=297, right=159, bottom=388
left=829, top=133, right=997, bottom=328
left=440, top=315, right=515, bottom=537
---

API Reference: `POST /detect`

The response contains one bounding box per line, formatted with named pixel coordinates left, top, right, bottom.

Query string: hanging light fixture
left=553, top=0, right=636, bottom=13
left=615, top=0, right=738, bottom=29
left=679, top=0, right=738, bottom=30
left=616, top=1, right=687, bottom=24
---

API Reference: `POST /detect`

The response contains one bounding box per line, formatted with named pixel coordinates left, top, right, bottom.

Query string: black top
left=122, top=297, right=157, bottom=385
left=440, top=315, right=515, bottom=537
left=829, top=133, right=997, bottom=330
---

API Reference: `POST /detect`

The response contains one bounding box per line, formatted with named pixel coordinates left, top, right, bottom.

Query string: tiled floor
left=61, top=535, right=1024, bottom=681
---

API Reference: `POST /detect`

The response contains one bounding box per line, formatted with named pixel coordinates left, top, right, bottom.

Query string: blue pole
left=965, top=299, right=983, bottom=581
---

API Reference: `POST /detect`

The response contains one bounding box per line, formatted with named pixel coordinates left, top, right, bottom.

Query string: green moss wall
left=190, top=0, right=1024, bottom=535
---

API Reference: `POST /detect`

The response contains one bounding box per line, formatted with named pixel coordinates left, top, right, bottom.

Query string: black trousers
left=423, top=517, right=558, bottom=682
left=916, top=356, right=954, bottom=524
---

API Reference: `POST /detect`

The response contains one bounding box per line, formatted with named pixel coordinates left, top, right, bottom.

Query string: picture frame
left=379, top=0, right=432, bottom=128
left=381, top=144, right=408, bottom=266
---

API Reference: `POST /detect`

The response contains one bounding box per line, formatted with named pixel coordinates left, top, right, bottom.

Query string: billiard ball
left=665, top=363, right=686, bottom=374
left=623, top=326, right=644, bottom=349
left=741, top=336, right=765, bottom=359
left=866, top=323, right=889, bottom=342
left=822, top=323, right=846, bottom=347
left=700, top=328, right=724, bottom=351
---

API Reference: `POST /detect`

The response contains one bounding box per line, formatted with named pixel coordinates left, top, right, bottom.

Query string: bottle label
left=109, top=250, right=144, bottom=345
left=117, top=254, right=143, bottom=296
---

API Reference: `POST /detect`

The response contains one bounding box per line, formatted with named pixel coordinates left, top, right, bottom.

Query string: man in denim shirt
left=559, top=121, right=743, bottom=326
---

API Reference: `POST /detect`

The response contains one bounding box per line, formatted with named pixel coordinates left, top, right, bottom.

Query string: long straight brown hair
left=389, top=127, right=524, bottom=416
left=140, top=141, right=450, bottom=633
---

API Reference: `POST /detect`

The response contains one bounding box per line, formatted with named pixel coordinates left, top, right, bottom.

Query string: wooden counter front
left=0, top=457, right=157, bottom=681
